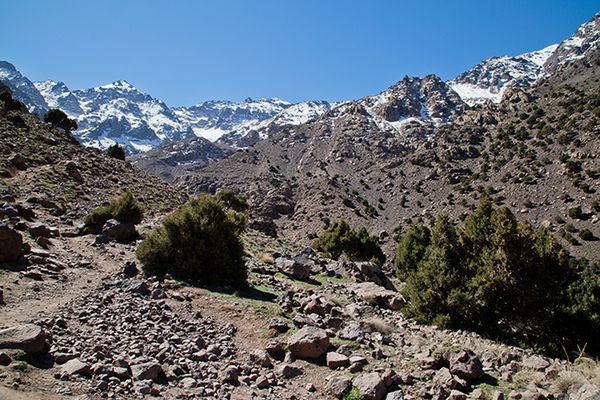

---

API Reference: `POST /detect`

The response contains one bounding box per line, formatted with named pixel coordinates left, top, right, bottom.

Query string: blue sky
left=3, top=0, right=598, bottom=106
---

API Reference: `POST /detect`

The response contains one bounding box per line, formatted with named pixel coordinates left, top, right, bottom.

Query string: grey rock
left=522, top=355, right=550, bottom=371
left=276, top=257, right=311, bottom=281
left=131, top=362, right=163, bottom=382
left=274, top=363, right=303, bottom=379
left=61, top=358, right=91, bottom=376
left=287, top=326, right=329, bottom=360
left=354, top=372, right=386, bottom=400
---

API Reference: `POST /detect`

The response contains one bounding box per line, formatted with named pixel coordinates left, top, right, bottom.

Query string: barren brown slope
left=179, top=50, right=600, bottom=261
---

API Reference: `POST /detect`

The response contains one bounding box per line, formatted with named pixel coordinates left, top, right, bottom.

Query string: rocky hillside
left=130, top=137, right=234, bottom=182
left=0, top=86, right=186, bottom=219
left=180, top=46, right=600, bottom=261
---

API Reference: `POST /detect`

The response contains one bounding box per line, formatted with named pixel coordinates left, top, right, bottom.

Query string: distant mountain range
left=1, top=12, right=598, bottom=158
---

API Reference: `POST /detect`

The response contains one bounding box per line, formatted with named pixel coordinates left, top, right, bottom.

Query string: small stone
left=180, top=377, right=196, bottom=388
left=447, top=351, right=484, bottom=380
left=220, top=366, right=239, bottom=383
left=274, top=363, right=303, bottom=379
left=493, top=391, right=505, bottom=400
left=122, top=261, right=138, bottom=277
left=327, top=352, right=349, bottom=369
left=448, top=390, right=467, bottom=400
left=61, top=358, right=91, bottom=376
left=269, top=317, right=290, bottom=333
left=256, top=376, right=270, bottom=389
left=250, top=350, right=272, bottom=368
left=386, top=390, right=404, bottom=400
left=130, top=362, right=163, bottom=382
left=522, top=355, right=550, bottom=371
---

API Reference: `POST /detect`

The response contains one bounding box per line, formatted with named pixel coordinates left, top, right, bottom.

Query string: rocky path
left=1, top=215, right=600, bottom=400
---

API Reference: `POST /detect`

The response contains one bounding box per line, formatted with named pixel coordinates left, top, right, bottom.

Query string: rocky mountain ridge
left=179, top=18, right=600, bottom=261
left=0, top=64, right=331, bottom=154
left=1, top=13, right=597, bottom=161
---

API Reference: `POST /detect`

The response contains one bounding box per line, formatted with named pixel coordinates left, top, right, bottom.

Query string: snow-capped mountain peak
left=0, top=61, right=49, bottom=115
left=449, top=12, right=599, bottom=106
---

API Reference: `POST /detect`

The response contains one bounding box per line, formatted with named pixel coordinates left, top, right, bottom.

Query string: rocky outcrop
left=0, top=223, right=22, bottom=263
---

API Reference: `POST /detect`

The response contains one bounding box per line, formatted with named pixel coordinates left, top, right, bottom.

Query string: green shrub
left=568, top=206, right=583, bottom=220
left=136, top=194, right=248, bottom=287
left=579, top=229, right=596, bottom=241
left=395, top=196, right=600, bottom=356
left=84, top=190, right=144, bottom=229
left=214, top=190, right=248, bottom=212
left=106, top=143, right=126, bottom=160
left=312, top=220, right=385, bottom=265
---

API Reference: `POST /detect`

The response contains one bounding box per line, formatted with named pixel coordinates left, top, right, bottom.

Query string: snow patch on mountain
left=448, top=44, right=558, bottom=106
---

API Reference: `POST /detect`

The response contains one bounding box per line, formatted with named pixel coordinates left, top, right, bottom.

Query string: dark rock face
left=0, top=223, right=22, bottom=263
left=131, top=137, right=232, bottom=182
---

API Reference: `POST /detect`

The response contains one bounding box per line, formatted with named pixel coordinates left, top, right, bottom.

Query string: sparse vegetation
left=84, top=190, right=144, bottom=229
left=106, top=143, right=126, bottom=160
left=43, top=108, right=77, bottom=133
left=312, top=220, right=385, bottom=265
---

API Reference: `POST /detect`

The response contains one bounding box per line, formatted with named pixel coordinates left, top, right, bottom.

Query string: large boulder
left=354, top=372, right=387, bottom=400
left=287, top=326, right=329, bottom=360
left=351, top=282, right=405, bottom=310
left=276, top=257, right=311, bottom=281
left=102, top=219, right=137, bottom=243
left=0, top=224, right=22, bottom=263
left=0, top=324, right=50, bottom=354
left=447, top=351, right=484, bottom=380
